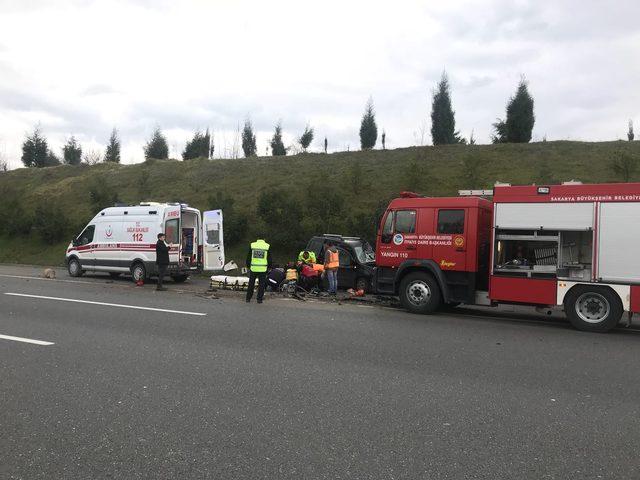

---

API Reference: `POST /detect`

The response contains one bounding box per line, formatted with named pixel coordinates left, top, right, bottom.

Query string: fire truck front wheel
left=564, top=286, right=623, bottom=333
left=399, top=272, right=442, bottom=314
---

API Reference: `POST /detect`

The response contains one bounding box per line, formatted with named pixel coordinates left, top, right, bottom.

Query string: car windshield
left=351, top=241, right=375, bottom=263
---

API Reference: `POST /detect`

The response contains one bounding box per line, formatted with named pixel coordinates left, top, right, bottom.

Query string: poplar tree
left=492, top=77, right=535, bottom=143
left=270, top=122, right=287, bottom=156
left=359, top=98, right=377, bottom=150
left=430, top=72, right=461, bottom=145
left=104, top=128, right=121, bottom=163
left=144, top=127, right=169, bottom=160
left=21, top=126, right=49, bottom=168
left=299, top=124, right=314, bottom=152
left=183, top=129, right=212, bottom=160
left=63, top=136, right=82, bottom=165
left=241, top=120, right=257, bottom=157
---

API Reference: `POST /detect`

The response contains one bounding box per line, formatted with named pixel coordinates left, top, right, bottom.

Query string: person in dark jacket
left=156, top=233, right=170, bottom=291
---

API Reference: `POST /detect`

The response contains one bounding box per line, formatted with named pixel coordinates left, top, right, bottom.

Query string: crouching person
left=246, top=237, right=272, bottom=304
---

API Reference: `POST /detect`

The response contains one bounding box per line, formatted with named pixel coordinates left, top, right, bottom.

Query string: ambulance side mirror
left=72, top=238, right=80, bottom=247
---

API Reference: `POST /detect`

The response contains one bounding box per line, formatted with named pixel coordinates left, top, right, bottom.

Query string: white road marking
left=0, top=273, right=97, bottom=285
left=0, top=334, right=55, bottom=346
left=4, top=293, right=207, bottom=316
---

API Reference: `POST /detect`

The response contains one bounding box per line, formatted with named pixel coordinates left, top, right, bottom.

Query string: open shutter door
left=202, top=210, right=225, bottom=271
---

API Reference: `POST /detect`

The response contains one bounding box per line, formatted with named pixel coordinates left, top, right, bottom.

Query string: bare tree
left=0, top=146, right=8, bottom=172
left=413, top=119, right=428, bottom=146
left=83, top=149, right=103, bottom=166
left=231, top=123, right=241, bottom=159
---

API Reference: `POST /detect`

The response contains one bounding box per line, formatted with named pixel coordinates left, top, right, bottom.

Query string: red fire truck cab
left=374, top=182, right=640, bottom=332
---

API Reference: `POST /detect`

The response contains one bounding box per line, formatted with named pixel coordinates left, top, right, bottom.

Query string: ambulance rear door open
left=201, top=210, right=225, bottom=271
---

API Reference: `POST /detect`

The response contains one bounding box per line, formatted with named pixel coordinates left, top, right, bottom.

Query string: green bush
left=256, top=188, right=304, bottom=253
left=3, top=201, right=33, bottom=236
left=88, top=179, right=120, bottom=214
left=33, top=202, right=69, bottom=245
left=304, top=186, right=346, bottom=235
left=207, top=192, right=248, bottom=247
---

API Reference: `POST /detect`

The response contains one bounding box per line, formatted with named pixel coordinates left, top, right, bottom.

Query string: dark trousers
left=157, top=264, right=167, bottom=288
left=246, top=271, right=266, bottom=302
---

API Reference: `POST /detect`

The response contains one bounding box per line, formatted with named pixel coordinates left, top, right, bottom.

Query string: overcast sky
left=0, top=0, right=638, bottom=167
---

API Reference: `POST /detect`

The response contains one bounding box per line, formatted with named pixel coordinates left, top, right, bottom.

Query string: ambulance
left=65, top=202, right=224, bottom=283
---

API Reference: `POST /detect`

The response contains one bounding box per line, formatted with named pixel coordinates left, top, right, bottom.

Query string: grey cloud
left=0, top=85, right=109, bottom=138
left=437, top=0, right=640, bottom=43
left=82, top=84, right=119, bottom=96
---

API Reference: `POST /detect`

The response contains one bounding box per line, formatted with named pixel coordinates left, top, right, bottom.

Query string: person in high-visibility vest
left=246, top=238, right=272, bottom=304
left=323, top=241, right=339, bottom=295
left=297, top=250, right=317, bottom=264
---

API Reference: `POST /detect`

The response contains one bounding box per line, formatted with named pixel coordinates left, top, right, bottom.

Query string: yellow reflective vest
left=250, top=239, right=270, bottom=273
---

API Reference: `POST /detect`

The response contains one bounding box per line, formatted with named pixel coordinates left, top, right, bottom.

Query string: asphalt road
left=2, top=265, right=640, bottom=479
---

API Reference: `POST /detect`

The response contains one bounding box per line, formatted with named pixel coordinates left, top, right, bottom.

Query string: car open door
left=201, top=210, right=225, bottom=271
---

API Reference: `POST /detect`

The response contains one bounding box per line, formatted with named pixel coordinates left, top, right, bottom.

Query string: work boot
left=156, top=287, right=167, bottom=291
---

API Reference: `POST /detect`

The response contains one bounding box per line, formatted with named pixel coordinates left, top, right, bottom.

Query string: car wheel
left=564, top=286, right=622, bottom=333
left=399, top=271, right=442, bottom=314
left=355, top=277, right=369, bottom=292
left=67, top=258, right=83, bottom=277
left=131, top=263, right=147, bottom=283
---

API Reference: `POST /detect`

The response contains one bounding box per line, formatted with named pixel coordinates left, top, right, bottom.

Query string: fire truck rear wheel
left=399, top=272, right=442, bottom=314
left=564, top=286, right=622, bottom=333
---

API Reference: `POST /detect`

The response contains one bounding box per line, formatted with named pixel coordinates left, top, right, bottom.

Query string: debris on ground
left=197, top=292, right=220, bottom=300
left=210, top=275, right=249, bottom=291
left=42, top=268, right=56, bottom=279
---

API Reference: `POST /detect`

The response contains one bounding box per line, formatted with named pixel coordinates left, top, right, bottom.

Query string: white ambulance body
left=65, top=202, right=224, bottom=282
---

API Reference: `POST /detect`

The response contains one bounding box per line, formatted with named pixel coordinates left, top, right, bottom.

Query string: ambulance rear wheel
left=171, top=274, right=189, bottom=283
left=67, top=258, right=83, bottom=277
left=399, top=272, right=442, bottom=314
left=131, top=262, right=147, bottom=283
left=564, top=286, right=622, bottom=333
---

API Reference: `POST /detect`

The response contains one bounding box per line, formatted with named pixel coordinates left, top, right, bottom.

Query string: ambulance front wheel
left=67, top=258, right=83, bottom=277
left=564, top=286, right=622, bottom=333
left=399, top=272, right=442, bottom=314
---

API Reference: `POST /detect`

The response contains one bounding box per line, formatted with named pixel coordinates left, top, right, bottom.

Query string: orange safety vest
left=325, top=249, right=339, bottom=269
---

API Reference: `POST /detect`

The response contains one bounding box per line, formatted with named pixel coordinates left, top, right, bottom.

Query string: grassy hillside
left=1, top=140, right=639, bottom=267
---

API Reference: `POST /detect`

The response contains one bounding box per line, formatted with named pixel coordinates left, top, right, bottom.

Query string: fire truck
left=374, top=181, right=640, bottom=332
